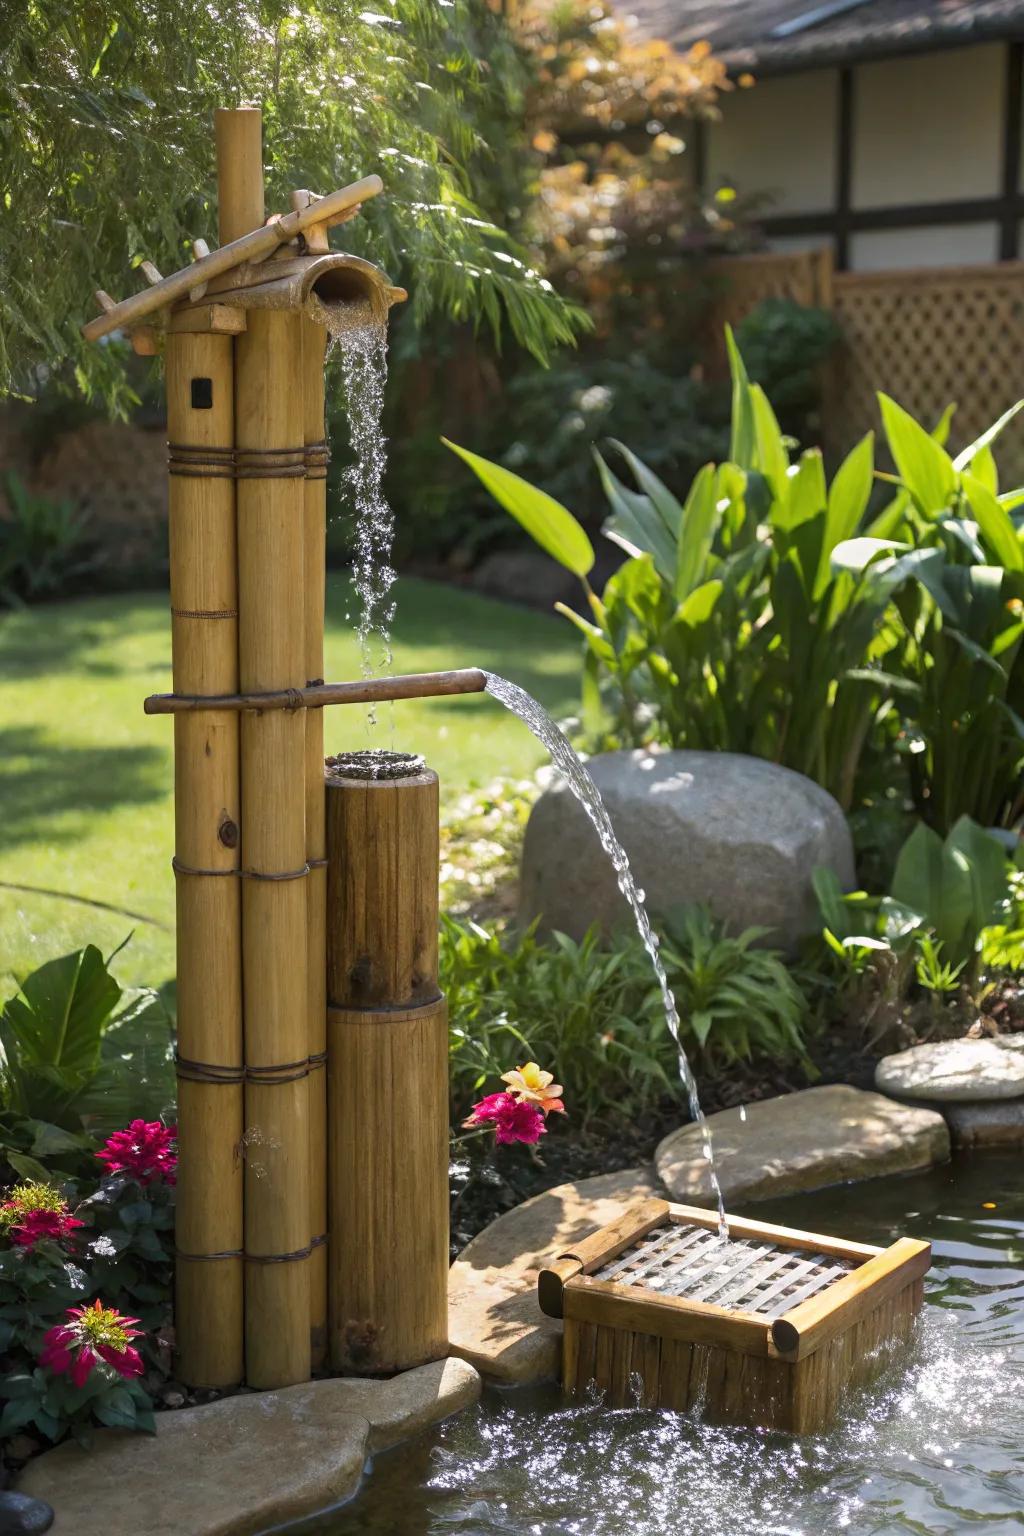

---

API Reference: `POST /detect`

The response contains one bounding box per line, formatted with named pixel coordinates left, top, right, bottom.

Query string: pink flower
left=0, top=1182, right=83, bottom=1252
left=96, top=1120, right=177, bottom=1186
left=39, top=1300, right=144, bottom=1385
left=10, top=1209, right=84, bottom=1250
left=463, top=1091, right=546, bottom=1146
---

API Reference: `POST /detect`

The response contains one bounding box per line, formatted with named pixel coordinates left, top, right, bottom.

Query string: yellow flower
left=501, top=1062, right=565, bottom=1115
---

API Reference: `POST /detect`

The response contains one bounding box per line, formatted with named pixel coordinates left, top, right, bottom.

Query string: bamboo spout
left=81, top=174, right=385, bottom=342
left=144, top=668, right=487, bottom=715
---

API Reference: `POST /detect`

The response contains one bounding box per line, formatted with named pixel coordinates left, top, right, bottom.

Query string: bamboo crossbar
left=143, top=668, right=487, bottom=714
left=81, top=174, right=384, bottom=342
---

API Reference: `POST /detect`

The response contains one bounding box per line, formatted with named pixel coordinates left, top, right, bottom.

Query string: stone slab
left=18, top=1359, right=481, bottom=1536
left=944, top=1098, right=1024, bottom=1148
left=656, top=1085, right=950, bottom=1204
left=448, top=1166, right=658, bottom=1384
left=875, top=1035, right=1024, bottom=1102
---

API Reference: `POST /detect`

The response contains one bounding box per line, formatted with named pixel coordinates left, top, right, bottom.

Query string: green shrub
left=0, top=943, right=176, bottom=1182
left=0, top=473, right=98, bottom=607
left=733, top=297, right=839, bottom=442
left=443, top=906, right=812, bottom=1128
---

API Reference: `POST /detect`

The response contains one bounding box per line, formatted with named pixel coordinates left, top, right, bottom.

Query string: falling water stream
left=482, top=673, right=728, bottom=1235
left=315, top=295, right=396, bottom=723
left=311, top=289, right=728, bottom=1226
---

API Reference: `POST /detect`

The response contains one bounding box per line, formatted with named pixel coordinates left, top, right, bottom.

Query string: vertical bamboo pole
left=303, top=315, right=329, bottom=1369
left=168, top=331, right=244, bottom=1389
left=222, top=107, right=311, bottom=1389
left=325, top=761, right=449, bottom=1374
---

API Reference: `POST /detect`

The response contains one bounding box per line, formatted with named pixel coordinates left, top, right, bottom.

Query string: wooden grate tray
left=538, top=1198, right=931, bottom=1435
left=593, top=1220, right=855, bottom=1319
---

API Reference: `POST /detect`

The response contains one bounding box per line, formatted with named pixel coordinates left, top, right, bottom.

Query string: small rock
left=876, top=1036, right=1024, bottom=1102
left=656, top=1085, right=950, bottom=1204
left=944, top=1099, right=1024, bottom=1148
left=0, top=1491, right=54, bottom=1534
left=449, top=1166, right=658, bottom=1384
left=161, top=1390, right=186, bottom=1409
left=518, top=749, right=854, bottom=948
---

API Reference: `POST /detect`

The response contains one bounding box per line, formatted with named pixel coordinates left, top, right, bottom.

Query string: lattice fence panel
left=827, top=263, right=1024, bottom=483
left=701, top=248, right=833, bottom=376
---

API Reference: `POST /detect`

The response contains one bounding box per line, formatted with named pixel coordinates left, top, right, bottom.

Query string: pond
left=327, top=1151, right=1023, bottom=1536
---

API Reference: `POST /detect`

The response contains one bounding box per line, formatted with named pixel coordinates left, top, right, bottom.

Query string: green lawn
left=0, top=576, right=579, bottom=992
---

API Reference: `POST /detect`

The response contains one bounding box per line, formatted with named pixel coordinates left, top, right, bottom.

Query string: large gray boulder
left=519, top=749, right=854, bottom=947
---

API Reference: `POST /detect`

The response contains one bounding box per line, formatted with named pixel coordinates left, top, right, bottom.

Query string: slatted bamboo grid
left=539, top=1199, right=931, bottom=1434
left=705, top=249, right=1024, bottom=482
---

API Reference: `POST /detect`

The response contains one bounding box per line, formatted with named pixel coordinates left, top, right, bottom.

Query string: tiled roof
left=618, top=1, right=1024, bottom=75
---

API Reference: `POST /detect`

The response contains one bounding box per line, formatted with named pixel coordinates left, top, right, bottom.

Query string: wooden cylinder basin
left=325, top=754, right=449, bottom=1374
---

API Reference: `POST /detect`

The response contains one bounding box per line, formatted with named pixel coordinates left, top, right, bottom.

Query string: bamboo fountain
left=83, top=105, right=930, bottom=1430
left=83, top=106, right=482, bottom=1390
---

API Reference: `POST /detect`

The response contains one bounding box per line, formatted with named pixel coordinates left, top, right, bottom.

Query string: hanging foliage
left=0, top=0, right=587, bottom=408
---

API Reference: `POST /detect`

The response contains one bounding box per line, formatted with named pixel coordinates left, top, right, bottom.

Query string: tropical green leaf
left=830, top=537, right=908, bottom=575
left=750, top=384, right=788, bottom=500
left=952, top=400, right=1024, bottom=473
left=962, top=473, right=1024, bottom=571
left=675, top=464, right=719, bottom=599
left=676, top=579, right=723, bottom=627
left=1, top=946, right=120, bottom=1093
left=879, top=392, right=957, bottom=514
left=818, top=434, right=873, bottom=597
left=442, top=440, right=594, bottom=577
left=725, top=325, right=755, bottom=469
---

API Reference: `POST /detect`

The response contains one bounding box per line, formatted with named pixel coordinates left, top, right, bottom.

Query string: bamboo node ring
left=176, top=1248, right=244, bottom=1262
left=239, top=862, right=310, bottom=881
left=171, top=607, right=238, bottom=620
left=245, top=1243, right=313, bottom=1265
left=171, top=856, right=239, bottom=878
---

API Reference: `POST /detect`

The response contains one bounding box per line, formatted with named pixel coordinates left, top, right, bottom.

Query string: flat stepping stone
left=875, top=1035, right=1024, bottom=1102
left=945, top=1099, right=1024, bottom=1147
left=449, top=1166, right=658, bottom=1384
left=18, top=1359, right=479, bottom=1536
left=656, top=1085, right=949, bottom=1204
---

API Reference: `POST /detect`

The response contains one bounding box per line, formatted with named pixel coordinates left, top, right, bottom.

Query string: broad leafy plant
left=445, top=333, right=1024, bottom=834
left=443, top=906, right=811, bottom=1128
left=814, top=814, right=1012, bottom=982
left=0, top=944, right=175, bottom=1180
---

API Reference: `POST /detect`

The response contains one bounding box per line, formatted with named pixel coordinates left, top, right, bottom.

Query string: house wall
left=704, top=41, right=1018, bottom=271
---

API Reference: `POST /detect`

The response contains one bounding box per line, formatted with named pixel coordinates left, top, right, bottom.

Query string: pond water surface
left=328, top=1152, right=1023, bottom=1536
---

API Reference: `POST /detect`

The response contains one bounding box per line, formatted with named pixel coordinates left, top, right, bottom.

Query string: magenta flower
left=463, top=1091, right=546, bottom=1145
left=96, top=1120, right=177, bottom=1186
left=10, top=1208, right=84, bottom=1250
left=40, top=1299, right=144, bottom=1387
left=0, top=1182, right=83, bottom=1252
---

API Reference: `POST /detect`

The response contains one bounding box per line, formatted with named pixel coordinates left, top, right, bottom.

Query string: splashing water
left=316, top=296, right=396, bottom=723
left=483, top=672, right=727, bottom=1234
left=334, top=1153, right=1024, bottom=1536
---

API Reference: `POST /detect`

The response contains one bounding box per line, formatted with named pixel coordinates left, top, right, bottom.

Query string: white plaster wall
left=852, top=44, right=1003, bottom=208
left=849, top=223, right=999, bottom=271
left=706, top=69, right=837, bottom=214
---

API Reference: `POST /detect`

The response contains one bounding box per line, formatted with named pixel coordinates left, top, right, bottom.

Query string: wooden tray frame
left=538, top=1198, right=931, bottom=1434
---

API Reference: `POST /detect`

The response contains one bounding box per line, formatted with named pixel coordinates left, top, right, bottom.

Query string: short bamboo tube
left=303, top=314, right=329, bottom=1369
left=225, top=105, right=311, bottom=1389
left=167, top=331, right=244, bottom=1389
left=326, top=765, right=449, bottom=1374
